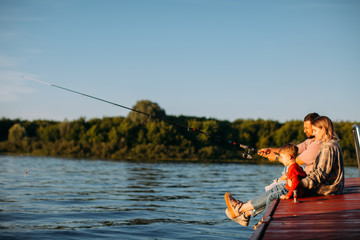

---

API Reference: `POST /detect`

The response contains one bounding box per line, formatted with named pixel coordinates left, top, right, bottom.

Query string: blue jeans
left=250, top=182, right=288, bottom=217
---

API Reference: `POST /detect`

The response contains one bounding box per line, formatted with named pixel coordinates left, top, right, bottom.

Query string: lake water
left=1, top=156, right=359, bottom=240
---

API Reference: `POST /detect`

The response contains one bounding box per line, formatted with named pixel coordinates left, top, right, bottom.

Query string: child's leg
left=242, top=182, right=286, bottom=217
left=263, top=184, right=289, bottom=214
left=239, top=201, right=254, bottom=213
left=251, top=205, right=265, bottom=217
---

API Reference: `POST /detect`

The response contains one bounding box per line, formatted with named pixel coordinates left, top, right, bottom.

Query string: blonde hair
left=279, top=143, right=298, bottom=160
left=311, top=116, right=339, bottom=142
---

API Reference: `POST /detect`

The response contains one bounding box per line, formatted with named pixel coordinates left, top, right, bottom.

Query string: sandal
left=224, top=192, right=243, bottom=218
left=225, top=208, right=251, bottom=227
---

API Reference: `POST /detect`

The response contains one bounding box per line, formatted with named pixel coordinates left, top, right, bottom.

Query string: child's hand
left=280, top=174, right=287, bottom=181
left=280, top=195, right=289, bottom=200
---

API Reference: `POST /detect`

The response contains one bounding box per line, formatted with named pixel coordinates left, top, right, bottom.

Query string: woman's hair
left=304, top=112, right=319, bottom=122
left=311, top=116, right=339, bottom=142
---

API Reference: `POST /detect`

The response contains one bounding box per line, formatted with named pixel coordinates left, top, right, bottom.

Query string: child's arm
left=286, top=175, right=301, bottom=198
left=280, top=174, right=287, bottom=181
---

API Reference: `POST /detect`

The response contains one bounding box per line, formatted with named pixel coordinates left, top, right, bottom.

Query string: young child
left=225, top=143, right=307, bottom=228
left=278, top=143, right=307, bottom=200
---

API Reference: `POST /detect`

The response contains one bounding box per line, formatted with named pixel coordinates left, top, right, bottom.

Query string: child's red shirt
left=285, top=163, right=307, bottom=198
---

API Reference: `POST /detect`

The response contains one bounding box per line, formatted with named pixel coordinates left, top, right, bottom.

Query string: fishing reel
left=239, top=144, right=256, bottom=159
left=227, top=140, right=256, bottom=159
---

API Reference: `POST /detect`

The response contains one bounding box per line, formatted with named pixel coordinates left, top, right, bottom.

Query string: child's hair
left=279, top=143, right=298, bottom=160
left=311, top=116, right=339, bottom=142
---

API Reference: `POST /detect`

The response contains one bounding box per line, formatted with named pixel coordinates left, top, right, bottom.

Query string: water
left=1, top=156, right=359, bottom=240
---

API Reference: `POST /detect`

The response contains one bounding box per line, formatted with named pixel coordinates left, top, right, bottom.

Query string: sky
left=0, top=0, right=359, bottom=123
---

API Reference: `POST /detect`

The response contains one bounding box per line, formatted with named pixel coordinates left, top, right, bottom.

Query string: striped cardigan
left=301, top=140, right=344, bottom=195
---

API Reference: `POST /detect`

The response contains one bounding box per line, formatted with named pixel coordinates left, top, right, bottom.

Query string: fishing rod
left=22, top=75, right=256, bottom=159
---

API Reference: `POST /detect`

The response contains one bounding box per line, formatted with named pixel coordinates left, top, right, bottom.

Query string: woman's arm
left=301, top=144, right=334, bottom=189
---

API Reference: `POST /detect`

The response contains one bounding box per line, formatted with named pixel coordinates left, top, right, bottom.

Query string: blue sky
left=1, top=0, right=359, bottom=122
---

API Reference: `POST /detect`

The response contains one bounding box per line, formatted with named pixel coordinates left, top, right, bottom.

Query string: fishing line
left=22, top=75, right=256, bottom=158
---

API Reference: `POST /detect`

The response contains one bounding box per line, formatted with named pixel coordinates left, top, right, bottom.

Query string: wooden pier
left=250, top=178, right=360, bottom=240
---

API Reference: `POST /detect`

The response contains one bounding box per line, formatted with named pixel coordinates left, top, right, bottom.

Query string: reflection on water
left=0, top=156, right=358, bottom=239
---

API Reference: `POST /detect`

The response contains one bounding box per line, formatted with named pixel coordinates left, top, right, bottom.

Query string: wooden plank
left=251, top=178, right=360, bottom=240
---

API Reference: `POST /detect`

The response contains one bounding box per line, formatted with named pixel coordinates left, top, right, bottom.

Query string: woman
left=300, top=116, right=344, bottom=195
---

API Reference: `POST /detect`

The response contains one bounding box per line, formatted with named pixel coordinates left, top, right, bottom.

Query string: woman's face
left=312, top=126, right=325, bottom=141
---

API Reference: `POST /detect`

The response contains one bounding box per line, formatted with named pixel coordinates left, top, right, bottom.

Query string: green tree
left=59, top=121, right=72, bottom=138
left=85, top=124, right=103, bottom=144
left=335, top=121, right=357, bottom=165
left=8, top=123, right=26, bottom=143
left=37, top=124, right=59, bottom=142
left=273, top=121, right=303, bottom=147
left=127, top=100, right=166, bottom=123
left=146, top=121, right=178, bottom=145
left=0, top=118, right=17, bottom=141
left=108, top=127, right=119, bottom=144
left=0, top=113, right=358, bottom=164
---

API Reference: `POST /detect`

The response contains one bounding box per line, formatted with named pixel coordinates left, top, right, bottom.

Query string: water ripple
left=1, top=156, right=358, bottom=239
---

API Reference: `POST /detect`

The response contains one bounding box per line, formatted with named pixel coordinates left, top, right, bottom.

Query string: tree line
left=0, top=100, right=358, bottom=165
